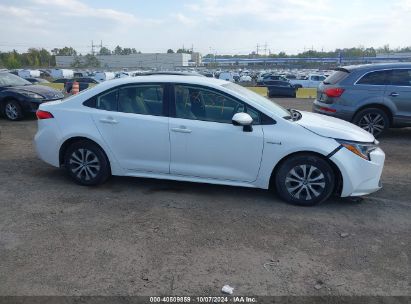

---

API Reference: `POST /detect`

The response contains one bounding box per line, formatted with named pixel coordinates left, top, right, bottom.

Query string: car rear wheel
left=4, top=100, right=23, bottom=121
left=353, top=108, right=389, bottom=137
left=64, top=141, right=110, bottom=186
left=275, top=154, right=335, bottom=206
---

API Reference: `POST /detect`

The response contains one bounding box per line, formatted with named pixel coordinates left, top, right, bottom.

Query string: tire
left=275, top=154, right=335, bottom=206
left=4, top=100, right=23, bottom=121
left=353, top=108, right=389, bottom=137
left=64, top=140, right=111, bottom=186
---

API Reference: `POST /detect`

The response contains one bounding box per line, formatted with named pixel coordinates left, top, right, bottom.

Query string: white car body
left=94, top=72, right=115, bottom=82
left=50, top=69, right=74, bottom=79
left=18, top=69, right=41, bottom=78
left=289, top=74, right=326, bottom=88
left=34, top=75, right=385, bottom=204
left=218, top=72, right=234, bottom=82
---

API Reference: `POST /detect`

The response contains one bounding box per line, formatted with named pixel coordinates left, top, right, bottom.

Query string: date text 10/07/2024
left=149, top=296, right=258, bottom=303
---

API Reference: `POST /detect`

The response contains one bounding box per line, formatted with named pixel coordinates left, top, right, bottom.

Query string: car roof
left=96, top=75, right=228, bottom=90
left=341, top=62, right=411, bottom=72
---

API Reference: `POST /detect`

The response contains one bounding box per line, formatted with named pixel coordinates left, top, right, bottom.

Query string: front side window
left=118, top=85, right=164, bottom=116
left=356, top=70, right=388, bottom=85
left=174, top=85, right=260, bottom=124
left=388, top=69, right=411, bottom=86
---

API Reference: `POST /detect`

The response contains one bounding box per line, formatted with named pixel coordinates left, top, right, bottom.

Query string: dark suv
left=313, top=63, right=411, bottom=136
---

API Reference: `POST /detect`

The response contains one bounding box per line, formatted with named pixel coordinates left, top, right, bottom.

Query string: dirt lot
left=0, top=98, right=409, bottom=296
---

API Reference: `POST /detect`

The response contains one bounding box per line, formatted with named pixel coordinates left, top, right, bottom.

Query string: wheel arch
left=59, top=136, right=110, bottom=170
left=269, top=151, right=343, bottom=196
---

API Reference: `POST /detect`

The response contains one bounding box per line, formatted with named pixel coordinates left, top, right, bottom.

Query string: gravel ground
left=0, top=98, right=409, bottom=296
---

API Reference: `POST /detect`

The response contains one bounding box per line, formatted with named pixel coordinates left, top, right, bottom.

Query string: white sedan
left=34, top=75, right=385, bottom=206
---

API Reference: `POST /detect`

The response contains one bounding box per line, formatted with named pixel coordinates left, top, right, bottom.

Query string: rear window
left=323, top=70, right=349, bottom=85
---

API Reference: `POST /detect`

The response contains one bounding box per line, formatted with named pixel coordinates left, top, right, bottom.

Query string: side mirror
left=232, top=112, right=253, bottom=132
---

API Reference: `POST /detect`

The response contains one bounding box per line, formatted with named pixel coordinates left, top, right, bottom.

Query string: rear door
left=90, top=84, right=170, bottom=173
left=385, top=69, right=411, bottom=122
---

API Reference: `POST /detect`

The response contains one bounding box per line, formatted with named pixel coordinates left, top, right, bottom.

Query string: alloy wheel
left=69, top=148, right=101, bottom=181
left=285, top=164, right=326, bottom=201
left=358, top=113, right=385, bottom=136
left=5, top=103, right=18, bottom=120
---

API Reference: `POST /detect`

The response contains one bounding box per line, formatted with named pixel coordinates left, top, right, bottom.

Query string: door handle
left=171, top=127, right=192, bottom=133
left=99, top=117, right=118, bottom=124
left=389, top=92, right=399, bottom=97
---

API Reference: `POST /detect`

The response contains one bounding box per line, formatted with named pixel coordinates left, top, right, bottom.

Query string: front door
left=169, top=84, right=264, bottom=182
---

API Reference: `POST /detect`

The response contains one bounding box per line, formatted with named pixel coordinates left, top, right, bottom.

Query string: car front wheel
left=4, top=100, right=23, bottom=121
left=275, top=154, right=335, bottom=206
left=64, top=141, right=111, bottom=186
left=353, top=108, right=389, bottom=137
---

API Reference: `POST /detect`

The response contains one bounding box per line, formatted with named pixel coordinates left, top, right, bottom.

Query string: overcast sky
left=0, top=0, right=410, bottom=55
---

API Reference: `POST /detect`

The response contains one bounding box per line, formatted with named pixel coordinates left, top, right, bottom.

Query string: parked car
left=290, top=74, right=326, bottom=88
left=52, top=78, right=70, bottom=84
left=0, top=72, right=64, bottom=120
left=50, top=69, right=74, bottom=79
left=34, top=75, right=385, bottom=206
left=267, top=80, right=297, bottom=97
left=64, top=77, right=100, bottom=93
left=257, top=75, right=289, bottom=86
left=313, top=63, right=411, bottom=136
left=25, top=78, right=50, bottom=84
left=218, top=72, right=234, bottom=82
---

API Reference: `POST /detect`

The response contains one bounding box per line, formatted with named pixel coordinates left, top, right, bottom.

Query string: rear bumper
left=331, top=147, right=385, bottom=197
left=34, top=119, right=62, bottom=167
left=312, top=100, right=354, bottom=121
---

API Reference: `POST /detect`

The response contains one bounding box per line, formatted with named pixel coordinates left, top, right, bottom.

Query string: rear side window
left=388, top=69, right=411, bottom=86
left=356, top=70, right=388, bottom=85
left=118, top=85, right=164, bottom=116
left=96, top=90, right=118, bottom=111
left=323, top=70, right=349, bottom=85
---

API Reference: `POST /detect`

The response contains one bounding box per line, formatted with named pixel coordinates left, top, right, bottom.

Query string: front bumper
left=331, top=146, right=385, bottom=197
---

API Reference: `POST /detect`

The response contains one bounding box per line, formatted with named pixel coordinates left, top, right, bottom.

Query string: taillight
left=36, top=110, right=54, bottom=119
left=324, top=88, right=345, bottom=98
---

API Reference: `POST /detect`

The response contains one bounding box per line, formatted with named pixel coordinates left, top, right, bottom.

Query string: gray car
left=313, top=63, right=411, bottom=136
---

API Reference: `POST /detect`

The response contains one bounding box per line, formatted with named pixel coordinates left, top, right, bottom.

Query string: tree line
left=1, top=45, right=410, bottom=69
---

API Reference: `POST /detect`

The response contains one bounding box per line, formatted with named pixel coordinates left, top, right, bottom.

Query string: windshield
left=0, top=73, right=31, bottom=87
left=222, top=82, right=290, bottom=118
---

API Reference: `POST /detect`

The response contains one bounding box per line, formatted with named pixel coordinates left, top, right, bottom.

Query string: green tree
left=57, top=46, right=77, bottom=56
left=70, top=55, right=83, bottom=68
left=99, top=47, right=111, bottom=55
left=3, top=52, right=21, bottom=69
left=83, top=54, right=100, bottom=68
left=113, top=45, right=123, bottom=55
left=167, top=49, right=174, bottom=53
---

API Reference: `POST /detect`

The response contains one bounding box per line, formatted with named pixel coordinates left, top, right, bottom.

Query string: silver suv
left=313, top=63, right=411, bottom=136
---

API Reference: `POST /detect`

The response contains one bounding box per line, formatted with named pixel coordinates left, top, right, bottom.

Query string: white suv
left=34, top=75, right=385, bottom=206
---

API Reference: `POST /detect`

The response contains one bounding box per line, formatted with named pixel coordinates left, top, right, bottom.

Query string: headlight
left=21, top=91, right=44, bottom=99
left=336, top=139, right=378, bottom=161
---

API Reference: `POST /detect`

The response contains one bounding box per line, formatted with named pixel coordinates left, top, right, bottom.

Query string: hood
left=11, top=84, right=64, bottom=100
left=296, top=111, right=375, bottom=142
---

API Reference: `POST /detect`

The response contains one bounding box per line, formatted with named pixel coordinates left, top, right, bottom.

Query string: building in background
left=56, top=53, right=192, bottom=70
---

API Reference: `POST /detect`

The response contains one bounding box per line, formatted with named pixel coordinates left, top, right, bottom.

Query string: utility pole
left=256, top=44, right=260, bottom=56
left=264, top=42, right=268, bottom=56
